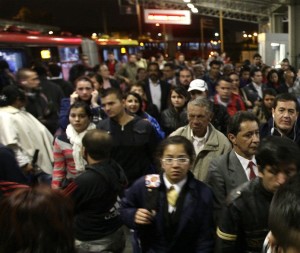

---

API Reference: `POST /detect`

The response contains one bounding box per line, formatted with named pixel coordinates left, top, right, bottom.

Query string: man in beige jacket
left=170, top=97, right=231, bottom=181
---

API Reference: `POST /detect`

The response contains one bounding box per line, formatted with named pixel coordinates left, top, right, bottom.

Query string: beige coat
left=170, top=123, right=232, bottom=181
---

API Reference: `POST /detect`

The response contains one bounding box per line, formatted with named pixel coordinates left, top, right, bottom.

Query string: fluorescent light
left=191, top=8, right=198, bottom=13
left=187, top=3, right=194, bottom=8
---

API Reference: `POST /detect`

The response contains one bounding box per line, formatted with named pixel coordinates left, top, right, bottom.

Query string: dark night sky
left=0, top=0, right=257, bottom=40
left=0, top=0, right=138, bottom=35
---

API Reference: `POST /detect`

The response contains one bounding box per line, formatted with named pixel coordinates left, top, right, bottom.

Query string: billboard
left=144, top=9, right=191, bottom=25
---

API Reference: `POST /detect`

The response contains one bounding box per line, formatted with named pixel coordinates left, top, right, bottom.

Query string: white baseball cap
left=188, top=79, right=208, bottom=92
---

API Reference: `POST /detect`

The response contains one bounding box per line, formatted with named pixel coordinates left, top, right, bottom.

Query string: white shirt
left=191, top=127, right=209, bottom=155
left=163, top=173, right=187, bottom=213
left=235, top=152, right=258, bottom=180
left=252, top=82, right=263, bottom=99
left=149, top=79, right=161, bottom=111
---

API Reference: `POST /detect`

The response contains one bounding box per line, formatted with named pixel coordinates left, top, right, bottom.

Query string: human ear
left=228, top=133, right=236, bottom=145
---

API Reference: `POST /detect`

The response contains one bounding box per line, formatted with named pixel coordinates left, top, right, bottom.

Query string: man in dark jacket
left=97, top=88, right=160, bottom=185
left=260, top=93, right=300, bottom=146
left=63, top=129, right=127, bottom=253
left=216, top=136, right=300, bottom=253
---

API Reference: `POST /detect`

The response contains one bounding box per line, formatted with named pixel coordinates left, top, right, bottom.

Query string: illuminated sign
left=144, top=9, right=191, bottom=25
left=41, top=49, right=51, bottom=59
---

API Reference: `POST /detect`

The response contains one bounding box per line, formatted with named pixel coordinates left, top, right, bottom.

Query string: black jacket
left=260, top=117, right=300, bottom=147
left=216, top=178, right=273, bottom=253
left=161, top=107, right=188, bottom=136
left=97, top=116, right=160, bottom=185
left=63, top=159, right=127, bottom=241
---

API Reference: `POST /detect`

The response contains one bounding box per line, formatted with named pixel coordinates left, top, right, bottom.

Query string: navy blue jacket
left=120, top=172, right=215, bottom=253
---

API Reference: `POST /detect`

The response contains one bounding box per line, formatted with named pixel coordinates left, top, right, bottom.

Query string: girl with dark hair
left=52, top=101, right=96, bottom=189
left=124, top=92, right=165, bottom=139
left=266, top=69, right=280, bottom=91
left=0, top=85, right=53, bottom=180
left=160, top=86, right=189, bottom=136
left=120, top=135, right=214, bottom=253
left=59, top=75, right=106, bottom=131
left=0, top=186, right=76, bottom=253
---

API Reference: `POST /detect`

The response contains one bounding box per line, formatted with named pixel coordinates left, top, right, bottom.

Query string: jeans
left=75, top=226, right=126, bottom=253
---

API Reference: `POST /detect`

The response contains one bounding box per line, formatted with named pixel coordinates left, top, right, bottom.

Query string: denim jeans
left=75, top=226, right=126, bottom=253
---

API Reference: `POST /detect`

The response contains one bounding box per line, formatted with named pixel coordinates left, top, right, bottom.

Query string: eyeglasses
left=161, top=158, right=190, bottom=165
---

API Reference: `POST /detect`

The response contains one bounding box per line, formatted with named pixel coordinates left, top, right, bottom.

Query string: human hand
left=91, top=90, right=99, bottom=107
left=134, top=208, right=154, bottom=225
left=21, top=163, right=34, bottom=175
left=70, top=91, right=79, bottom=105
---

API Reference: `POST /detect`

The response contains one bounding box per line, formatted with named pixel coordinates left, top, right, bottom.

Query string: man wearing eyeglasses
left=170, top=97, right=231, bottom=181
left=215, top=136, right=300, bottom=253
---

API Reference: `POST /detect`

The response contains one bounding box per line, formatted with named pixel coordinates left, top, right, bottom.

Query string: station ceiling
left=142, top=0, right=290, bottom=23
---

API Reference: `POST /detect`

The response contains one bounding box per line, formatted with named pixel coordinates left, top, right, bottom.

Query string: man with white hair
left=188, top=79, right=229, bottom=135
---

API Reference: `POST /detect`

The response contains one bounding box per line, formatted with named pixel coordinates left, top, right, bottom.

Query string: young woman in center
left=120, top=136, right=214, bottom=253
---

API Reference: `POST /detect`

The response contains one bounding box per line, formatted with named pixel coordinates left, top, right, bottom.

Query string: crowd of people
left=0, top=51, right=300, bottom=253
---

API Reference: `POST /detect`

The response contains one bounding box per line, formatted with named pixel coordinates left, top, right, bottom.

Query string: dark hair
left=124, top=92, right=143, bottom=115
left=156, top=135, right=195, bottom=165
left=256, top=136, right=300, bottom=172
left=100, top=87, right=123, bottom=101
left=74, top=75, right=94, bottom=89
left=16, top=68, right=35, bottom=83
left=69, top=64, right=86, bottom=84
left=137, top=67, right=146, bottom=74
left=0, top=85, right=26, bottom=107
left=217, top=76, right=232, bottom=85
left=164, top=62, right=175, bottom=70
left=130, top=81, right=145, bottom=89
left=273, top=93, right=299, bottom=112
left=31, top=61, right=48, bottom=76
left=69, top=101, right=93, bottom=120
left=250, top=68, right=262, bottom=77
left=209, top=60, right=222, bottom=67
left=266, top=69, right=279, bottom=83
left=239, top=65, right=251, bottom=75
left=281, top=58, right=290, bottom=63
left=48, top=63, right=62, bottom=77
left=263, top=88, right=277, bottom=99
left=0, top=186, right=76, bottom=253
left=82, top=129, right=113, bottom=160
left=147, top=62, right=159, bottom=71
left=169, top=86, right=189, bottom=108
left=253, top=53, right=261, bottom=59
left=179, top=67, right=194, bottom=77
left=269, top=175, right=300, bottom=250
left=0, top=60, right=9, bottom=70
left=87, top=72, right=103, bottom=85
left=227, top=111, right=259, bottom=136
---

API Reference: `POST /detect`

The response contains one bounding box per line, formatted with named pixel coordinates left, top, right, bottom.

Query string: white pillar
left=289, top=2, right=300, bottom=68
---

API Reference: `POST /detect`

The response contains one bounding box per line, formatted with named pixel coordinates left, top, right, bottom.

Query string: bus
left=0, top=29, right=83, bottom=80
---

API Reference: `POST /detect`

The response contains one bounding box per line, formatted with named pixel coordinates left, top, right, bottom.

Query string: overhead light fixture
left=191, top=8, right=198, bottom=13
left=187, top=3, right=194, bottom=8
left=183, top=0, right=191, bottom=2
